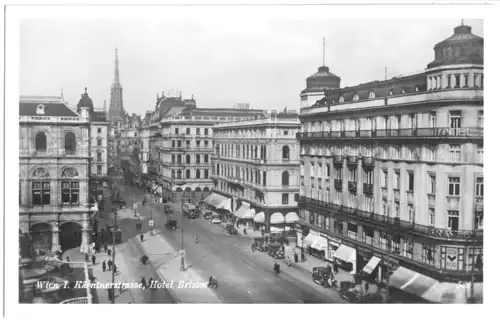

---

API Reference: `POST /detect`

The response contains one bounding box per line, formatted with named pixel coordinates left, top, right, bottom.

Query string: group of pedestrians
left=140, top=276, right=156, bottom=291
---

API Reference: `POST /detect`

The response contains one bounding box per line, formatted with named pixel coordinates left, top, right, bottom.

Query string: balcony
left=348, top=181, right=357, bottom=193
left=428, top=194, right=435, bottom=207
left=298, top=196, right=483, bottom=241
left=362, top=157, right=374, bottom=169
left=394, top=189, right=400, bottom=201
left=297, top=127, right=483, bottom=141
left=333, top=155, right=343, bottom=166
left=334, top=179, right=343, bottom=190
left=475, top=197, right=483, bottom=211
left=363, top=183, right=373, bottom=196
left=407, top=191, right=414, bottom=204
left=347, top=155, right=358, bottom=168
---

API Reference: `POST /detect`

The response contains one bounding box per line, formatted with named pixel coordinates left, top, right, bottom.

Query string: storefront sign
left=445, top=247, right=459, bottom=270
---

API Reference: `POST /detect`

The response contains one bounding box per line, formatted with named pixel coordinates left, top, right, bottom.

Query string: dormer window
left=353, top=93, right=360, bottom=101
left=368, top=91, right=376, bottom=99
left=339, top=95, right=345, bottom=103
left=36, top=104, right=46, bottom=115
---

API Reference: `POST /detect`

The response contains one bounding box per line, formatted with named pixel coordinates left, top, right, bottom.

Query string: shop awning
left=216, top=198, right=232, bottom=212
left=285, top=212, right=300, bottom=223
left=254, top=212, right=265, bottom=223
left=241, top=208, right=256, bottom=219
left=302, top=233, right=317, bottom=247
left=333, top=244, right=356, bottom=263
left=388, top=267, right=439, bottom=298
left=203, top=193, right=216, bottom=205
left=311, top=236, right=327, bottom=251
left=210, top=194, right=225, bottom=208
left=421, top=282, right=468, bottom=304
left=270, top=212, right=285, bottom=224
left=363, top=256, right=381, bottom=275
left=234, top=204, right=250, bottom=218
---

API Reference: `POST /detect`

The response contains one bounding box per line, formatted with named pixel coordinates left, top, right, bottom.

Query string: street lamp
left=180, top=197, right=185, bottom=272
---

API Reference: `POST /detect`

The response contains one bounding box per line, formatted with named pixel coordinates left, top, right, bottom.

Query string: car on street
left=211, top=217, right=221, bottom=224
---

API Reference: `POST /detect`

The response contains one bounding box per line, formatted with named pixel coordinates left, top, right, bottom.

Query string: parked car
left=211, top=217, right=221, bottom=224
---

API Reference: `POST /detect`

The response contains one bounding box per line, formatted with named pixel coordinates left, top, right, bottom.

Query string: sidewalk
left=63, top=247, right=135, bottom=304
left=134, top=231, right=220, bottom=304
left=280, top=243, right=380, bottom=295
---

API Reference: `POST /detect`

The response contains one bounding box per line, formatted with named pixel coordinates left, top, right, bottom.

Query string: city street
left=116, top=181, right=345, bottom=303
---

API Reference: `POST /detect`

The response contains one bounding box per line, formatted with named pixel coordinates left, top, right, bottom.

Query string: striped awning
left=254, top=212, right=265, bottom=223
left=285, top=212, right=300, bottom=223
left=270, top=212, right=285, bottom=224
left=388, top=267, right=439, bottom=299
left=216, top=198, right=232, bottom=212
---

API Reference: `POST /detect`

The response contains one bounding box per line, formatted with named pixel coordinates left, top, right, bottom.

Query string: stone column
left=80, top=216, right=90, bottom=254
left=51, top=222, right=61, bottom=252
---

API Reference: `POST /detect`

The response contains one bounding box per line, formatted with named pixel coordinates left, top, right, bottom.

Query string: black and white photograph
left=2, top=1, right=497, bottom=320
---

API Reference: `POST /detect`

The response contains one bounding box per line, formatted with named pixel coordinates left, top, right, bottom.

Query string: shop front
left=333, top=241, right=357, bottom=274
left=302, top=230, right=326, bottom=259
left=326, top=236, right=342, bottom=263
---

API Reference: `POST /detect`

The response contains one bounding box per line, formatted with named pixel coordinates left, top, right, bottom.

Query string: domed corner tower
left=300, top=65, right=341, bottom=109
left=77, top=87, right=94, bottom=118
left=425, top=22, right=484, bottom=90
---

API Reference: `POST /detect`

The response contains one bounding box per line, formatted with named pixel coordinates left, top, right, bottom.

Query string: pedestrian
left=364, top=282, right=370, bottom=294
left=294, top=253, right=298, bottom=263
left=107, top=249, right=112, bottom=256
left=84, top=253, right=89, bottom=262
left=113, top=264, right=118, bottom=275
left=333, top=263, right=339, bottom=274
left=141, top=277, right=147, bottom=290
left=91, top=254, right=96, bottom=265
left=140, top=233, right=144, bottom=242
left=104, top=244, right=108, bottom=254
left=301, top=252, right=305, bottom=263
left=107, top=288, right=113, bottom=302
left=148, top=277, right=153, bottom=288
left=102, top=261, right=106, bottom=272
left=108, top=259, right=113, bottom=271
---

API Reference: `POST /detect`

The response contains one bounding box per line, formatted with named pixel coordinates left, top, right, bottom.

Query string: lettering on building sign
left=445, top=248, right=459, bottom=270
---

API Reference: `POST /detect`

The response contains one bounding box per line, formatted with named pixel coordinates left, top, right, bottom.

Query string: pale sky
left=19, top=14, right=483, bottom=115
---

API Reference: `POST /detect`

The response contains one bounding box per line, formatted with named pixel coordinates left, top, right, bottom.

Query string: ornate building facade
left=297, top=23, right=483, bottom=284
left=210, top=110, right=301, bottom=232
left=19, top=96, right=94, bottom=254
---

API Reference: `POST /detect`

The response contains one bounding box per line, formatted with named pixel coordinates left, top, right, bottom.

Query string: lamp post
left=180, top=197, right=185, bottom=272
left=110, top=210, right=117, bottom=304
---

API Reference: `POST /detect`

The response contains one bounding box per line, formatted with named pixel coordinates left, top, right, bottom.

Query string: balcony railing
left=298, top=196, right=483, bottom=241
left=428, top=194, right=435, bottom=207
left=348, top=181, right=357, bottom=193
left=347, top=156, right=358, bottom=167
left=363, top=183, right=373, bottom=195
left=297, top=127, right=483, bottom=140
left=362, top=157, right=374, bottom=168
left=333, top=155, right=343, bottom=165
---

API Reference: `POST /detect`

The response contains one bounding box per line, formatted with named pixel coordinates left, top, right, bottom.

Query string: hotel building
left=210, top=110, right=301, bottom=232
left=296, top=23, right=483, bottom=283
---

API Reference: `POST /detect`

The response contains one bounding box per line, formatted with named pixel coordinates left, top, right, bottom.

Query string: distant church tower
left=108, top=48, right=124, bottom=125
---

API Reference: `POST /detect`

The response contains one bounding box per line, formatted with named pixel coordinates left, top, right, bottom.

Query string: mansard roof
left=19, top=101, right=79, bottom=117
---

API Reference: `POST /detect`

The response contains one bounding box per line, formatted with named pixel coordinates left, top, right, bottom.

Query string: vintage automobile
left=267, top=243, right=285, bottom=259
left=211, top=216, right=221, bottom=224
left=312, top=266, right=334, bottom=288
left=225, top=223, right=238, bottom=235
left=165, top=220, right=177, bottom=231
left=203, top=211, right=213, bottom=220
left=251, top=237, right=268, bottom=252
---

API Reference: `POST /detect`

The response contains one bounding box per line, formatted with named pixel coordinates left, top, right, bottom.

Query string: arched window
left=353, top=93, right=360, bottom=101
left=204, top=154, right=209, bottom=163
left=186, top=170, right=191, bottom=179
left=177, top=169, right=182, bottom=178
left=204, top=170, right=209, bottom=178
left=186, top=155, right=191, bottom=164
left=282, top=171, right=289, bottom=186
left=177, top=155, right=182, bottom=164
left=64, top=132, right=76, bottom=154
left=339, top=95, right=344, bottom=103
left=282, top=146, right=290, bottom=160
left=368, top=91, right=376, bottom=99
left=196, top=170, right=201, bottom=179
left=35, top=132, right=47, bottom=152
left=172, top=155, right=175, bottom=163
left=196, top=155, right=201, bottom=164
left=171, top=170, right=175, bottom=178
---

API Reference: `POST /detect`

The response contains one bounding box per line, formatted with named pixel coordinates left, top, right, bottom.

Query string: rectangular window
left=467, top=248, right=483, bottom=271
left=429, top=112, right=436, bottom=128
left=382, top=199, right=388, bottom=216
left=394, top=202, right=400, bottom=218
left=309, top=213, right=314, bottom=225
left=448, top=177, right=461, bottom=196
left=186, top=128, right=191, bottom=135
left=97, top=165, right=102, bottom=176
left=171, top=140, right=175, bottom=147
left=441, top=247, right=464, bottom=271
left=391, top=234, right=400, bottom=254
left=347, top=222, right=357, bottom=240
left=449, top=144, right=461, bottom=162
left=475, top=177, right=484, bottom=196
left=281, top=193, right=288, bottom=205
left=454, top=74, right=460, bottom=88
left=196, top=140, right=200, bottom=148
left=478, top=110, right=484, bottom=128
left=450, top=111, right=462, bottom=128
left=175, top=128, right=179, bottom=134
left=379, top=232, right=388, bottom=250
left=97, top=127, right=102, bottom=133
left=428, top=208, right=435, bottom=226
left=32, top=182, right=50, bottom=206
left=349, top=169, right=357, bottom=182
left=447, top=75, right=452, bottom=88
left=326, top=164, right=331, bottom=177
left=177, top=140, right=181, bottom=147
left=407, top=171, right=414, bottom=192
left=475, top=211, right=483, bottom=230
left=335, top=168, right=343, bottom=181
left=422, top=244, right=436, bottom=266
left=429, top=174, right=436, bottom=195
left=428, top=145, right=436, bottom=161
left=97, top=139, right=102, bottom=146
left=204, top=140, right=209, bottom=147
left=408, top=204, right=414, bottom=222
left=448, top=211, right=459, bottom=231
left=401, top=236, right=413, bottom=259
left=294, top=193, right=299, bottom=202
left=196, top=128, right=200, bottom=135
left=381, top=170, right=388, bottom=188
left=204, top=128, right=209, bottom=135
left=362, top=227, right=374, bottom=245
left=464, top=74, right=469, bottom=87
left=393, top=171, right=400, bottom=190
left=477, top=145, right=483, bottom=163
